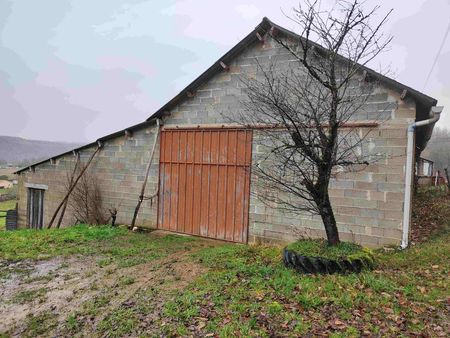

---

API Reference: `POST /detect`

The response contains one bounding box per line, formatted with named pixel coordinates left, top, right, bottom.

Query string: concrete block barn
left=15, top=18, right=443, bottom=248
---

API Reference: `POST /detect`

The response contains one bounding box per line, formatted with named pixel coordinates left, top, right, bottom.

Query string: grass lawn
left=0, top=224, right=196, bottom=264
left=0, top=199, right=16, bottom=231
left=0, top=192, right=449, bottom=337
left=159, top=229, right=449, bottom=336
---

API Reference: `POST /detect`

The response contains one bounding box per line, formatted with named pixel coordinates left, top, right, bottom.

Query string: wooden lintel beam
left=162, top=121, right=380, bottom=131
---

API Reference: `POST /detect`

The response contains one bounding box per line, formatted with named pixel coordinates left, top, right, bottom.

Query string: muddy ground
left=0, top=236, right=213, bottom=337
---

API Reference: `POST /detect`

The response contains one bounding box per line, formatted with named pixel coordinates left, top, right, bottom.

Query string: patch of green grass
left=97, top=257, right=113, bottom=267
left=0, top=199, right=16, bottom=231
left=0, top=224, right=196, bottom=266
left=0, top=183, right=13, bottom=191
left=98, top=308, right=138, bottom=338
left=0, top=199, right=16, bottom=209
left=286, top=238, right=366, bottom=260
left=82, top=292, right=111, bottom=317
left=21, top=311, right=57, bottom=337
left=0, top=264, right=31, bottom=281
left=159, top=222, right=450, bottom=336
left=118, top=275, right=135, bottom=286
left=23, top=273, right=54, bottom=283
left=11, top=288, right=48, bottom=304
left=0, top=224, right=126, bottom=260
left=416, top=185, right=447, bottom=197
left=0, top=186, right=17, bottom=198
left=66, top=314, right=81, bottom=333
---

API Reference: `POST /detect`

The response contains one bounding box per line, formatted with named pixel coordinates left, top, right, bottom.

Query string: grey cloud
left=0, top=71, right=28, bottom=136
left=1, top=0, right=219, bottom=142
left=2, top=0, right=450, bottom=142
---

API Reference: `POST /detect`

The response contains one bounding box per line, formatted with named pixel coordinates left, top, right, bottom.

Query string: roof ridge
left=146, top=16, right=436, bottom=122
left=15, top=16, right=439, bottom=174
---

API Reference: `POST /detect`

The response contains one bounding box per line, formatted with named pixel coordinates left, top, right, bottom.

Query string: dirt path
left=0, top=241, right=212, bottom=337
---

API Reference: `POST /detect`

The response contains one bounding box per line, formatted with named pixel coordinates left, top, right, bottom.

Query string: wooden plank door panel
left=27, top=188, right=44, bottom=229
left=158, top=129, right=252, bottom=243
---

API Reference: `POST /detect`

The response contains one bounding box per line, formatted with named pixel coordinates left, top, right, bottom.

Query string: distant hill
left=0, top=136, right=82, bottom=165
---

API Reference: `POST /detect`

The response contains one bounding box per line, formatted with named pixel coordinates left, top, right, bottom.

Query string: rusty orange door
left=158, top=129, right=252, bottom=243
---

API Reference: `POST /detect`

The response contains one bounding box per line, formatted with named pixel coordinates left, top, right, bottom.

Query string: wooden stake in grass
left=47, top=145, right=101, bottom=229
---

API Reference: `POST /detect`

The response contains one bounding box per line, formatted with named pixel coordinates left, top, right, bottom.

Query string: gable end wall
left=16, top=36, right=415, bottom=248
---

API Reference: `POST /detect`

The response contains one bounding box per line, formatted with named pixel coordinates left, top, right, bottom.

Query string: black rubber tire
left=282, top=248, right=373, bottom=275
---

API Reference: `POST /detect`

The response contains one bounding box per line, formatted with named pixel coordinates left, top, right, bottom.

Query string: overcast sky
left=1, top=0, right=450, bottom=143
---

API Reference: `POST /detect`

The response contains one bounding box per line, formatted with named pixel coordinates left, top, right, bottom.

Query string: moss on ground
left=285, top=238, right=369, bottom=261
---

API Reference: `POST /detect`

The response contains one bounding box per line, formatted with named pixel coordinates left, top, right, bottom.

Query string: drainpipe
left=401, top=106, right=443, bottom=249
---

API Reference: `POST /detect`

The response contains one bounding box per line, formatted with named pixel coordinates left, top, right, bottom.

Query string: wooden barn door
left=27, top=188, right=44, bottom=229
left=158, top=129, right=252, bottom=243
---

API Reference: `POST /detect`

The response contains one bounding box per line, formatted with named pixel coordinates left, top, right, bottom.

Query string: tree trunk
left=318, top=193, right=340, bottom=246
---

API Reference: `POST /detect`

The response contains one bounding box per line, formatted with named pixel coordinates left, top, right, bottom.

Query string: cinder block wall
left=249, top=104, right=413, bottom=248
left=163, top=35, right=415, bottom=247
left=17, top=125, right=160, bottom=229
left=17, top=34, right=415, bottom=247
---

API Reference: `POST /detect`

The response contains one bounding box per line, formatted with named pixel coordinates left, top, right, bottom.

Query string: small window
left=27, top=188, right=45, bottom=229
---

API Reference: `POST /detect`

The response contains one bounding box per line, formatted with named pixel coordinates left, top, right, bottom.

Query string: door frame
left=27, top=187, right=45, bottom=229
left=156, top=126, right=253, bottom=243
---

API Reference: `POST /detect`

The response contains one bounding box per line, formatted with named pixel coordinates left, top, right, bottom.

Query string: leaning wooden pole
left=130, top=119, right=161, bottom=228
left=47, top=145, right=102, bottom=229
left=56, top=153, right=80, bottom=228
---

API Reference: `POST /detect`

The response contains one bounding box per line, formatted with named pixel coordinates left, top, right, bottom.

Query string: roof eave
left=14, top=118, right=158, bottom=174
left=146, top=17, right=273, bottom=121
left=266, top=18, right=438, bottom=109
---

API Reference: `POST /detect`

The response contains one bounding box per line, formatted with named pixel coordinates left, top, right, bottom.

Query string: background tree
left=423, top=127, right=450, bottom=171
left=236, top=0, right=392, bottom=245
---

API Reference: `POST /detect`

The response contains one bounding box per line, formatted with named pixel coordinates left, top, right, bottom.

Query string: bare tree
left=236, top=0, right=392, bottom=245
left=67, top=168, right=109, bottom=225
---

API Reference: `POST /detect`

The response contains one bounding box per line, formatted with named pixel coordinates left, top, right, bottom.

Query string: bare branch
left=229, top=0, right=392, bottom=245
